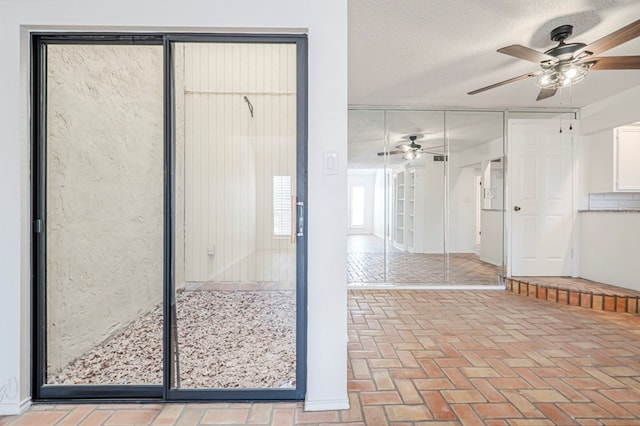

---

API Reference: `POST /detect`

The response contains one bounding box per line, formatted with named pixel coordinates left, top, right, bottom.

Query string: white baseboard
left=0, top=397, right=31, bottom=416
left=304, top=398, right=349, bottom=411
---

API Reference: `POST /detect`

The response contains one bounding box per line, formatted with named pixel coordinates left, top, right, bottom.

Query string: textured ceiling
left=348, top=0, right=640, bottom=109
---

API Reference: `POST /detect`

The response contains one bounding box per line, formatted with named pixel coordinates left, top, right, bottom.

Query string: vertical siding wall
left=181, top=43, right=296, bottom=285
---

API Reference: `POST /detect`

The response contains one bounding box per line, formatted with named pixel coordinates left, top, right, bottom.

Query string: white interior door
left=510, top=120, right=573, bottom=276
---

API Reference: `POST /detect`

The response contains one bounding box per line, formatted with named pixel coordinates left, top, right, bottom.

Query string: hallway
left=3, top=289, right=640, bottom=424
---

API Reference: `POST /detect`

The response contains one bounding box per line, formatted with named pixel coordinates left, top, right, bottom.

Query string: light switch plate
left=323, top=151, right=338, bottom=175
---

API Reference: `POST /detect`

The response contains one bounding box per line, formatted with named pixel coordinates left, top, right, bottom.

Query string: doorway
left=509, top=120, right=574, bottom=277
left=32, top=33, right=307, bottom=401
left=347, top=109, right=506, bottom=287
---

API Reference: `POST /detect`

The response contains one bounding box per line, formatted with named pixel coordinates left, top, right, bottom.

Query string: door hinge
left=34, top=219, right=43, bottom=234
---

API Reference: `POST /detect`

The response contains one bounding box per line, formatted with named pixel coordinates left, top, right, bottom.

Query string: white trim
left=304, top=398, right=350, bottom=412
left=571, top=123, right=582, bottom=278
left=0, top=397, right=31, bottom=416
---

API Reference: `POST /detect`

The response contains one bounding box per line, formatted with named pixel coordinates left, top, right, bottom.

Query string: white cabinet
left=588, top=125, right=640, bottom=193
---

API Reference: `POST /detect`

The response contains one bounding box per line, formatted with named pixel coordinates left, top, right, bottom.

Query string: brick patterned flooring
left=348, top=253, right=501, bottom=285
left=512, top=276, right=640, bottom=297
left=508, top=277, right=640, bottom=315
left=4, top=289, right=640, bottom=425
left=347, top=235, right=501, bottom=286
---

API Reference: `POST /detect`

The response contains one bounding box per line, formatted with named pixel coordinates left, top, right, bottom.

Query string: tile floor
left=347, top=252, right=501, bottom=285
left=347, top=235, right=500, bottom=285
left=3, top=289, right=640, bottom=425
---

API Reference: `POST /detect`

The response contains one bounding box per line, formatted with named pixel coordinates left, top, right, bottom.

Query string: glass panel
left=347, top=108, right=506, bottom=287
left=384, top=110, right=447, bottom=284
left=350, top=186, right=366, bottom=227
left=347, top=109, right=387, bottom=284
left=444, top=111, right=505, bottom=285
left=45, top=44, right=164, bottom=385
left=172, top=42, right=298, bottom=389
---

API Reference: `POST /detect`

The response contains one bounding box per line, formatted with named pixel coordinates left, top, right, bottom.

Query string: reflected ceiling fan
left=468, top=18, right=640, bottom=101
left=377, top=135, right=444, bottom=160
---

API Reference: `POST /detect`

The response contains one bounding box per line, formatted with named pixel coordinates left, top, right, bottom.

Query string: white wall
left=447, top=158, right=477, bottom=253
left=580, top=212, right=640, bottom=291
left=182, top=43, right=296, bottom=284
left=423, top=158, right=445, bottom=253
left=480, top=210, right=503, bottom=266
left=453, top=138, right=505, bottom=255
left=580, top=85, right=640, bottom=136
left=0, top=0, right=348, bottom=414
left=577, top=107, right=640, bottom=288
left=584, top=128, right=615, bottom=194
left=458, top=137, right=504, bottom=168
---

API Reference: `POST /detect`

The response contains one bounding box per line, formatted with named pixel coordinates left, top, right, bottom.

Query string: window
left=351, top=186, right=365, bottom=227
left=273, top=176, right=292, bottom=236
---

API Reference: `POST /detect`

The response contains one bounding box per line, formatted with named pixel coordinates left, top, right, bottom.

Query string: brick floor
left=3, top=289, right=640, bottom=424
left=507, top=277, right=640, bottom=315
left=348, top=252, right=501, bottom=285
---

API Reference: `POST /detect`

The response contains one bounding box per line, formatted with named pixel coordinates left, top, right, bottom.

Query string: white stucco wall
left=0, top=0, right=348, bottom=414
left=45, top=44, right=164, bottom=376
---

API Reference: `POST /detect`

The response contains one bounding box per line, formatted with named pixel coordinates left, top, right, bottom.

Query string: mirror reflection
left=347, top=109, right=505, bottom=286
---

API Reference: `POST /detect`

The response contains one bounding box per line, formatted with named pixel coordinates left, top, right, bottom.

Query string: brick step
left=506, top=277, right=640, bottom=314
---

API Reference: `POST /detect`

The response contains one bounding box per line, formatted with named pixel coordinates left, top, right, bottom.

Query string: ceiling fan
left=468, top=18, right=640, bottom=101
left=377, top=135, right=444, bottom=160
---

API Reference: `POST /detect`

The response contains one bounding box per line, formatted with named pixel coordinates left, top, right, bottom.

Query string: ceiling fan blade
left=574, top=18, right=640, bottom=58
left=377, top=150, right=404, bottom=156
left=468, top=70, right=541, bottom=95
left=497, top=45, right=558, bottom=64
left=536, top=87, right=557, bottom=101
left=584, top=55, right=640, bottom=70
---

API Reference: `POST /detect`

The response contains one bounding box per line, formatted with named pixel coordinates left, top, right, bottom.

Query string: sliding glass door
left=168, top=39, right=305, bottom=398
left=34, top=39, right=166, bottom=399
left=33, top=34, right=307, bottom=401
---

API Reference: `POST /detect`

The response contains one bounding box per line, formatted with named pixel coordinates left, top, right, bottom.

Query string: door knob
left=513, top=206, right=521, bottom=212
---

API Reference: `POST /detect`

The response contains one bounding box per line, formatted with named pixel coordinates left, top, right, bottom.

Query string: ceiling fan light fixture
left=404, top=151, right=416, bottom=160
left=536, top=63, right=588, bottom=89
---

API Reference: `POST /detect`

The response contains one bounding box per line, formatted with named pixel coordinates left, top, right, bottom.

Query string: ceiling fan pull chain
left=559, top=89, right=564, bottom=133
left=569, top=85, right=574, bottom=131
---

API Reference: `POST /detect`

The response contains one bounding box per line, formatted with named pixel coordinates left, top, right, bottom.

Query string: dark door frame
left=32, top=32, right=308, bottom=403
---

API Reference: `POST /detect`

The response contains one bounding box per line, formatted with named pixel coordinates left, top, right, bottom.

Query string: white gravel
left=49, top=290, right=297, bottom=389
